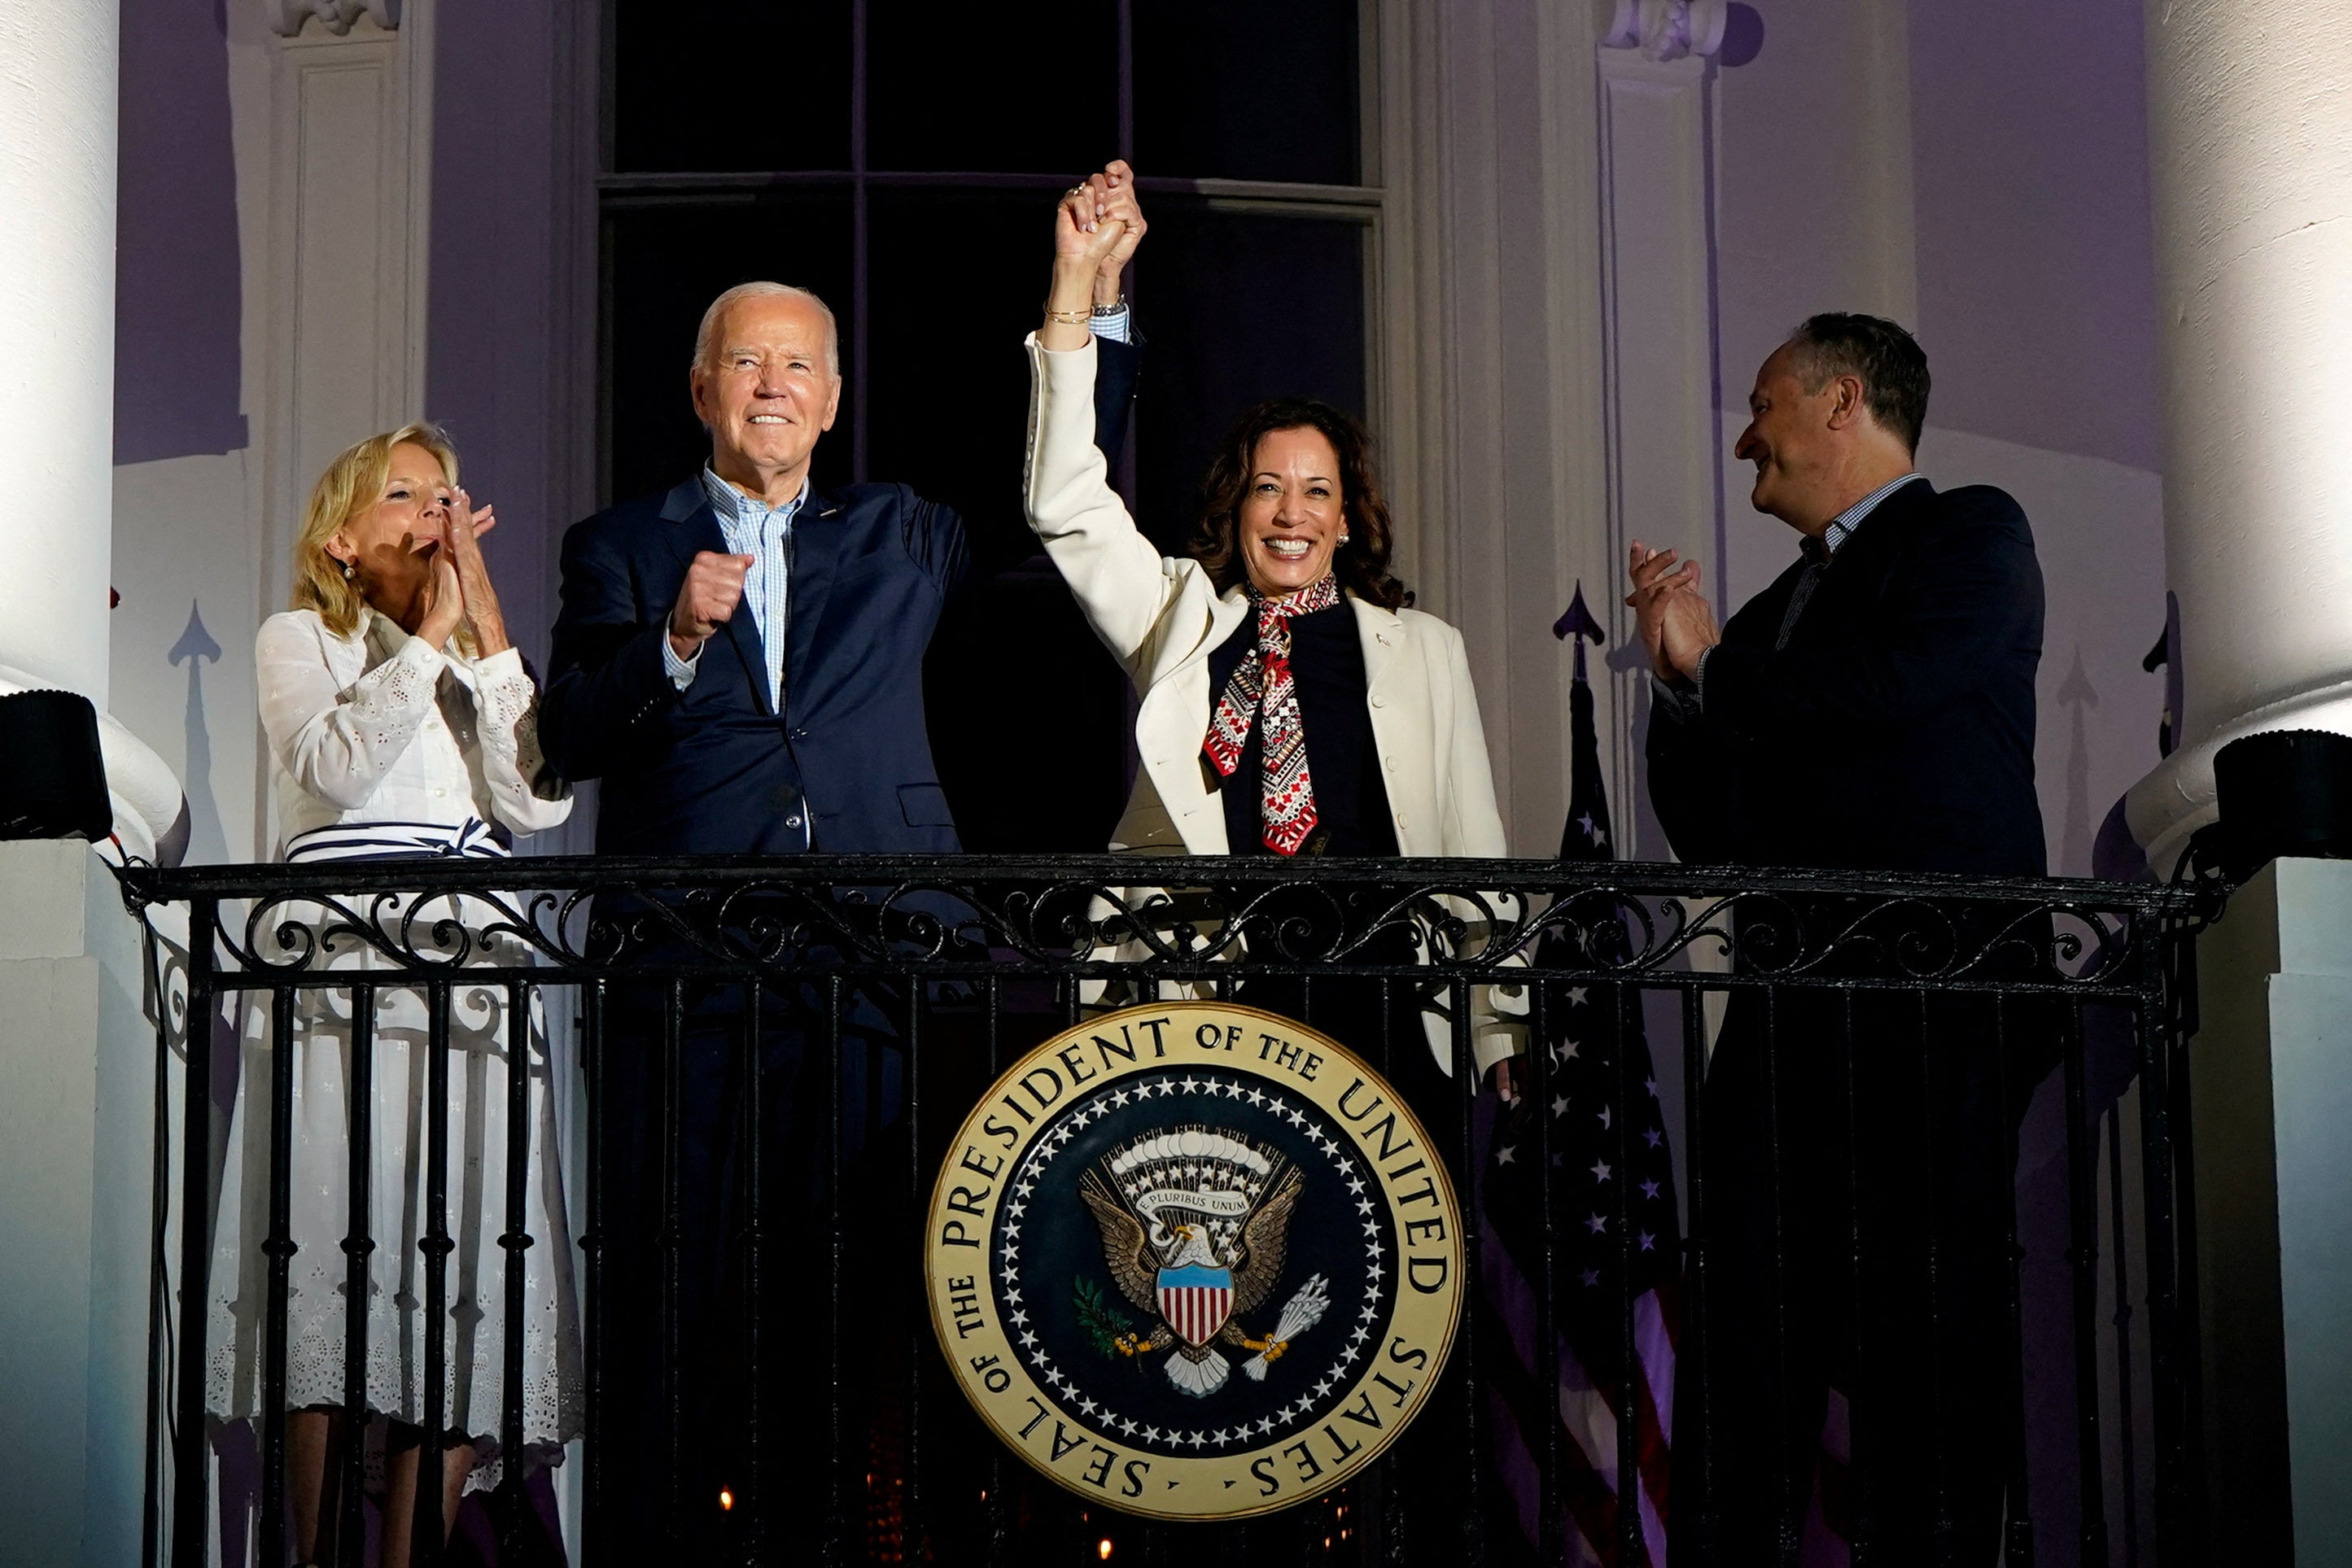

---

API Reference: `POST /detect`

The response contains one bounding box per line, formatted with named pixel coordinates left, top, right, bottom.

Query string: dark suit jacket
left=1647, top=478, right=2047, bottom=876
left=543, top=339, right=1140, bottom=855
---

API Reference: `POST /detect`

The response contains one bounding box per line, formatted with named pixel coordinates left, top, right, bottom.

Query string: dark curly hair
left=1187, top=397, right=1412, bottom=610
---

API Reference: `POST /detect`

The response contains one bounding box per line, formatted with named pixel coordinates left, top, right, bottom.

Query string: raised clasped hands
left=1043, top=159, right=1147, bottom=348
left=418, top=488, right=512, bottom=656
left=1623, top=540, right=1720, bottom=684
left=1056, top=159, right=1147, bottom=291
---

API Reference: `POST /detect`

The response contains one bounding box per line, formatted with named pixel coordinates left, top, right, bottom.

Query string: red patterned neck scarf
left=1202, top=574, right=1344, bottom=854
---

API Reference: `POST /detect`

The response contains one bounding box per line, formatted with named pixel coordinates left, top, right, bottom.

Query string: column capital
left=1600, top=0, right=1728, bottom=62
left=269, top=0, right=400, bottom=37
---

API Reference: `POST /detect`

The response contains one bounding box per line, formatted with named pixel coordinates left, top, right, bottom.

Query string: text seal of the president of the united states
left=925, top=1001, right=1464, bottom=1520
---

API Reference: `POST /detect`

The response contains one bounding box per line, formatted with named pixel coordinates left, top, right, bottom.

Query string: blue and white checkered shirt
left=661, top=472, right=807, bottom=710
left=1820, top=470, right=1923, bottom=557
left=659, top=305, right=1133, bottom=708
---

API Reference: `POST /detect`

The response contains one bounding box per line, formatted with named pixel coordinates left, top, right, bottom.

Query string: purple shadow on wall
left=1721, top=4, right=1765, bottom=68
left=115, top=0, right=247, bottom=465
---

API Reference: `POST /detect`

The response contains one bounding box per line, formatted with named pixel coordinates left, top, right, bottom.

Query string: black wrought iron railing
left=117, top=854, right=2215, bottom=1566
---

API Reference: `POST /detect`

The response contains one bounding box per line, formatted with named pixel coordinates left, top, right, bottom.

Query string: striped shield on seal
left=1156, top=1264, right=1234, bottom=1347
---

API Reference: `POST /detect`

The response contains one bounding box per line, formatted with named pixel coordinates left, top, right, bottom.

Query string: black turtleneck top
left=1204, top=599, right=1398, bottom=858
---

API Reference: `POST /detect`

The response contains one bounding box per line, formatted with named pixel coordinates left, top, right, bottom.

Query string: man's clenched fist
left=670, top=550, right=754, bottom=660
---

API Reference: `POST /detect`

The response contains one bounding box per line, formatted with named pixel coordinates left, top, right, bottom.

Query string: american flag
left=1480, top=586, right=1680, bottom=1564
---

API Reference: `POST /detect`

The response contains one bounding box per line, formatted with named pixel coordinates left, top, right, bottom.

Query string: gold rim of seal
left=923, top=1000, right=1466, bottom=1521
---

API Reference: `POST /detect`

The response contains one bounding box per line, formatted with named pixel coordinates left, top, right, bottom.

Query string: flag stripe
left=1484, top=625, right=1682, bottom=1563
left=1156, top=1285, right=1231, bottom=1347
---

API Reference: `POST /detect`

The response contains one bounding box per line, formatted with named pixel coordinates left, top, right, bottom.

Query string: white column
left=2188, top=858, right=2352, bottom=1562
left=1596, top=3, right=1727, bottom=858
left=2126, top=0, right=2352, bottom=872
left=0, top=0, right=120, bottom=707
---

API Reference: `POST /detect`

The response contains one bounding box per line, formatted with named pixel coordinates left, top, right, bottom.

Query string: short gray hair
left=691, top=282, right=841, bottom=378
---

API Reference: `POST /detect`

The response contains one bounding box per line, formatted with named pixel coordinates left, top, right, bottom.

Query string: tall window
left=601, top=0, right=1377, bottom=848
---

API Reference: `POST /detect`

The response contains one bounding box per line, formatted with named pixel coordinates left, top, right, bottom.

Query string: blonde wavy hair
left=291, top=423, right=461, bottom=639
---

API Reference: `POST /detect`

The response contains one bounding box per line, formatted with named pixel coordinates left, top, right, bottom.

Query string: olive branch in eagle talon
left=1073, top=1276, right=1139, bottom=1362
left=1075, top=1129, right=1330, bottom=1399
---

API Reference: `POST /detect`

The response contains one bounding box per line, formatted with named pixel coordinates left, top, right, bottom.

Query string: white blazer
left=1022, top=334, right=1523, bottom=1072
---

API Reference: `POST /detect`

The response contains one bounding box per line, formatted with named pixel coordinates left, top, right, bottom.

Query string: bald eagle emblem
left=1078, top=1127, right=1332, bottom=1399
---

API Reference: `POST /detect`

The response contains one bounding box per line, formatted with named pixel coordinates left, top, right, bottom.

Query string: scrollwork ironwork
left=111, top=854, right=2206, bottom=1002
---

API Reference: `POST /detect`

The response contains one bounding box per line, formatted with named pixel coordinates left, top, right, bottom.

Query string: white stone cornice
left=1600, top=0, right=1728, bottom=61
left=270, top=0, right=400, bottom=37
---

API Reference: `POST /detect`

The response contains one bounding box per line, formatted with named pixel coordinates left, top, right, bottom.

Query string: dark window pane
left=866, top=0, right=1116, bottom=173
left=1133, top=0, right=1359, bottom=186
left=602, top=191, right=855, bottom=507
left=610, top=1, right=851, bottom=173
left=1132, top=203, right=1367, bottom=556
left=866, top=187, right=1131, bottom=850
left=863, top=188, right=1047, bottom=527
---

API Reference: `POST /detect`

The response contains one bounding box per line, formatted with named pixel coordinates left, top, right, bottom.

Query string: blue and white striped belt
left=284, top=817, right=512, bottom=864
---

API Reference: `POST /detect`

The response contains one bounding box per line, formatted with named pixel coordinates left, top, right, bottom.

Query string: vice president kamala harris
left=1026, top=170, right=1522, bottom=1082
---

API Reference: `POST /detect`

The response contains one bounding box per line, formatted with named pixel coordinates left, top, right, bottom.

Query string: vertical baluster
left=1527, top=981, right=1563, bottom=1563
left=258, top=986, right=299, bottom=1568
left=1612, top=984, right=1642, bottom=1565
left=743, top=978, right=766, bottom=1558
left=581, top=978, right=607, bottom=1564
left=2062, top=999, right=2109, bottom=1564
left=826, top=973, right=846, bottom=1563
left=1991, top=995, right=2035, bottom=1566
left=142, top=923, right=173, bottom=1568
left=1679, top=986, right=1712, bottom=1558
left=172, top=898, right=219, bottom=1568
left=1839, top=989, right=1874, bottom=1559
left=1759, top=985, right=1794, bottom=1548
left=338, top=985, right=378, bottom=1567
left=2104, top=1099, right=2139, bottom=1568
left=1915, top=986, right=1956, bottom=1558
left=661, top=977, right=684, bottom=1553
left=2132, top=988, right=2190, bottom=1565
left=419, top=976, right=453, bottom=1567
left=498, top=981, right=534, bottom=1559
left=1449, top=976, right=1484, bottom=1563
left=903, top=977, right=925, bottom=1557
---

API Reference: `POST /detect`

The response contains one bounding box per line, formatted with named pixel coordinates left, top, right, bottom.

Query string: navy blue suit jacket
left=544, top=339, right=1140, bottom=855
left=1646, top=478, right=2047, bottom=876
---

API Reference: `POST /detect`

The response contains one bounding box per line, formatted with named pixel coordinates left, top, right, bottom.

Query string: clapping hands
left=418, top=488, right=512, bottom=657
left=1624, top=540, right=1719, bottom=684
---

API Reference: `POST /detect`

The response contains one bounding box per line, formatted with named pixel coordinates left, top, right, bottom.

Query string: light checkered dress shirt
left=660, top=470, right=805, bottom=711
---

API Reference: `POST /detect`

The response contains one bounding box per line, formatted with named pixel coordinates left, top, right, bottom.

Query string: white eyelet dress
left=205, top=607, right=583, bottom=1497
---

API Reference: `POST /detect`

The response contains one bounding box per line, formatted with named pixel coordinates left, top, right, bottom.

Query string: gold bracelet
left=1043, top=304, right=1092, bottom=325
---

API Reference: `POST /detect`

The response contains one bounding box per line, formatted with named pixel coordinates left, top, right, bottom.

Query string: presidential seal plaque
left=925, top=1002, right=1464, bottom=1520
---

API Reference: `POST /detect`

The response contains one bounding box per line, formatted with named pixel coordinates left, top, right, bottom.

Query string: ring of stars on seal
left=925, top=1002, right=1465, bottom=1521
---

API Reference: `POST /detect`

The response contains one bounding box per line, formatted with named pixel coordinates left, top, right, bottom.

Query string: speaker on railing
left=0, top=689, right=111, bottom=843
left=2204, top=728, right=2352, bottom=880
